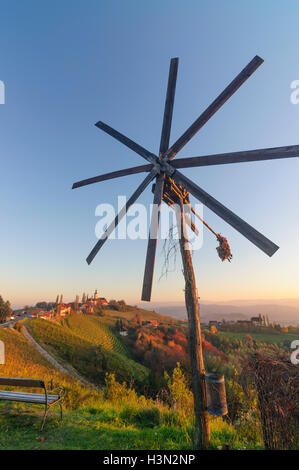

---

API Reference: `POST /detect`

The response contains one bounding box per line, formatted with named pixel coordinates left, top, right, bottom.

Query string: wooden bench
left=0, top=377, right=64, bottom=431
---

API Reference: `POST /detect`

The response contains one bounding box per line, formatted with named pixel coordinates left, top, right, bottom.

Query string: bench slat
left=0, top=390, right=59, bottom=401
left=0, top=377, right=44, bottom=388
left=0, top=391, right=59, bottom=404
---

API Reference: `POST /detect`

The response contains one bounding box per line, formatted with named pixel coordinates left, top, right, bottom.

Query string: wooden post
left=175, top=199, right=210, bottom=450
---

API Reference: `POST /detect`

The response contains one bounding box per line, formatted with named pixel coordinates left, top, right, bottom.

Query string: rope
left=186, top=202, right=219, bottom=238
left=185, top=201, right=232, bottom=262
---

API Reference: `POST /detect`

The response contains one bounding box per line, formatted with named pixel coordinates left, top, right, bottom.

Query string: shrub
left=104, top=373, right=138, bottom=404
left=164, top=363, right=193, bottom=422
left=233, top=409, right=263, bottom=446
left=134, top=408, right=161, bottom=428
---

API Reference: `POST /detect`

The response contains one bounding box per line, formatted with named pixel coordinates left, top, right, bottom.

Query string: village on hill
left=10, top=290, right=108, bottom=321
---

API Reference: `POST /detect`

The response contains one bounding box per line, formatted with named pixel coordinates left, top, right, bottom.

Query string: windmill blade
left=164, top=55, right=264, bottom=161
left=172, top=145, right=299, bottom=169
left=141, top=173, right=165, bottom=301
left=95, top=121, right=157, bottom=164
left=159, top=58, right=179, bottom=155
left=72, top=164, right=153, bottom=189
left=172, top=170, right=279, bottom=257
left=86, top=168, right=157, bottom=265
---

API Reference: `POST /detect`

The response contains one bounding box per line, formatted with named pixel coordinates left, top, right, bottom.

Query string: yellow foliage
left=165, top=363, right=193, bottom=419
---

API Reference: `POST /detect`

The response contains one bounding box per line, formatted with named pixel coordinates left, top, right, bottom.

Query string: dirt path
left=22, top=325, right=96, bottom=389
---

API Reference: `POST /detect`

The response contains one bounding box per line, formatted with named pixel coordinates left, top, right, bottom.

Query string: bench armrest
left=50, top=385, right=65, bottom=398
left=46, top=381, right=65, bottom=398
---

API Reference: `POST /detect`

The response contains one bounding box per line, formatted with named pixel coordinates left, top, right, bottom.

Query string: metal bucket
left=205, top=373, right=228, bottom=416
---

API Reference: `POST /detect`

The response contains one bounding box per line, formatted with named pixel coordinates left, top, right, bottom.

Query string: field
left=100, top=307, right=179, bottom=324
left=25, top=317, right=149, bottom=386
left=218, top=330, right=298, bottom=347
left=59, top=315, right=129, bottom=356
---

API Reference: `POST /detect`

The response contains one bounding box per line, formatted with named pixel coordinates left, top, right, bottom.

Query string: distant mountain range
left=139, top=299, right=299, bottom=325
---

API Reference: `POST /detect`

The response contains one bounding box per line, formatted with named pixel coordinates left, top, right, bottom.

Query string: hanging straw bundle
left=182, top=200, right=233, bottom=263
left=216, top=235, right=232, bottom=262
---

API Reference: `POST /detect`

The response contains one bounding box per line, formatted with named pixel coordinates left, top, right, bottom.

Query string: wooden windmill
left=72, top=55, right=299, bottom=448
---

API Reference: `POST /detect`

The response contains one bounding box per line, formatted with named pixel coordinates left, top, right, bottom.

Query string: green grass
left=25, top=319, right=148, bottom=386
left=0, top=401, right=261, bottom=450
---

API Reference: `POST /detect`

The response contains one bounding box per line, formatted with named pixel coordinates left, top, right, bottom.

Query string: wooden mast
left=175, top=199, right=210, bottom=449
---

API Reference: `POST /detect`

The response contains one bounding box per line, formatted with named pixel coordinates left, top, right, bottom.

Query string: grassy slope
left=59, top=315, right=148, bottom=382
left=0, top=327, right=100, bottom=408
left=25, top=318, right=148, bottom=385
left=60, top=315, right=128, bottom=356
left=100, top=307, right=180, bottom=324
left=0, top=403, right=254, bottom=450
left=0, top=323, right=262, bottom=450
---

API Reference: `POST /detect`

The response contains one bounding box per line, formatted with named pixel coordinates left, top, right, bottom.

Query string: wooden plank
left=0, top=391, right=59, bottom=404
left=0, top=377, right=44, bottom=388
left=0, top=392, right=58, bottom=399
left=172, top=145, right=299, bottom=169
left=172, top=170, right=279, bottom=257
left=72, top=164, right=153, bottom=189
left=95, top=121, right=157, bottom=164
left=165, top=55, right=264, bottom=160
left=0, top=395, right=46, bottom=403
left=141, top=173, right=164, bottom=301
left=0, top=391, right=59, bottom=401
left=159, top=58, right=179, bottom=156
left=86, top=169, right=157, bottom=265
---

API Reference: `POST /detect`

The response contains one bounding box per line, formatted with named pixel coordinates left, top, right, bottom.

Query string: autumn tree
left=0, top=296, right=12, bottom=322
left=36, top=301, right=47, bottom=309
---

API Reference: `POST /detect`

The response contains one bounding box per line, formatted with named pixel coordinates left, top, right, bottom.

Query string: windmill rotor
left=72, top=54, right=299, bottom=301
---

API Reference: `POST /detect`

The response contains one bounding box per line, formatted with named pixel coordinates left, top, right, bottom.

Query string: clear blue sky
left=0, top=0, right=299, bottom=308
